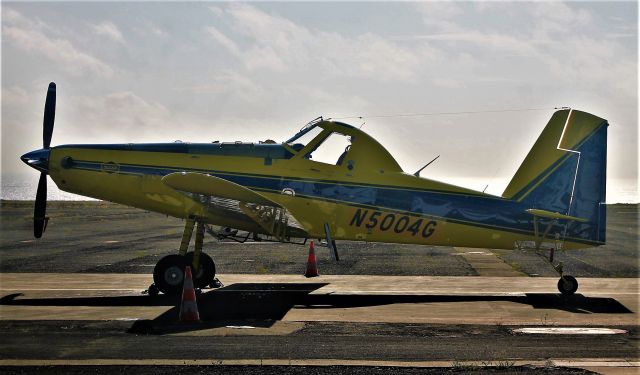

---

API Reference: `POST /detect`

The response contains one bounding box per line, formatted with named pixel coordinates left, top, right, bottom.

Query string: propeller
left=34, top=173, right=48, bottom=238
left=43, top=82, right=56, bottom=148
left=33, top=82, right=56, bottom=238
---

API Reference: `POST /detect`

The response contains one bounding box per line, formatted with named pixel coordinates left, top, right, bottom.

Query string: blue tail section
left=511, top=110, right=608, bottom=244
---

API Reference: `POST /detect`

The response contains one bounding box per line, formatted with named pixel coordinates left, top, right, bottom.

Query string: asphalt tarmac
left=0, top=201, right=638, bottom=374
left=0, top=273, right=638, bottom=374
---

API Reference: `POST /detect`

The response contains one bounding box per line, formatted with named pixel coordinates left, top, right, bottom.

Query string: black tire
left=153, top=254, right=187, bottom=295
left=557, top=275, right=579, bottom=296
left=185, top=251, right=216, bottom=289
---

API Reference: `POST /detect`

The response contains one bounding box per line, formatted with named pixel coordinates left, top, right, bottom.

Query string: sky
left=1, top=1, right=638, bottom=202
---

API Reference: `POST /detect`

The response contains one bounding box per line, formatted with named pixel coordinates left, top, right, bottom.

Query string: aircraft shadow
left=295, top=293, right=633, bottom=315
left=1, top=282, right=632, bottom=333
left=152, top=283, right=330, bottom=324
left=0, top=282, right=330, bottom=312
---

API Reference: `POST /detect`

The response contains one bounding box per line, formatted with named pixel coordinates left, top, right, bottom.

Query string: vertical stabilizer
left=503, top=109, right=608, bottom=243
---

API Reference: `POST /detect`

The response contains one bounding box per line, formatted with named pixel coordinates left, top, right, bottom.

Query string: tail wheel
left=185, top=251, right=216, bottom=289
left=557, top=275, right=579, bottom=296
left=153, top=254, right=187, bottom=295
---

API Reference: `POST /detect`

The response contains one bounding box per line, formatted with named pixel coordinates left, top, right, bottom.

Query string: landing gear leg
left=529, top=215, right=578, bottom=296
left=550, top=254, right=578, bottom=296
left=187, top=221, right=216, bottom=289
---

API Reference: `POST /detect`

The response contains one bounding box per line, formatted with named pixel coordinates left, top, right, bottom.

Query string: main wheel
left=185, top=252, right=216, bottom=289
left=557, top=275, right=579, bottom=296
left=153, top=254, right=187, bottom=295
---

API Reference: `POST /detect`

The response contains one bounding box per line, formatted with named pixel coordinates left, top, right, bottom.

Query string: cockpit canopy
left=284, top=117, right=403, bottom=173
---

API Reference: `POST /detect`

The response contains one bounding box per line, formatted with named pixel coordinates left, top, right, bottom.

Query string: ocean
left=1, top=174, right=95, bottom=201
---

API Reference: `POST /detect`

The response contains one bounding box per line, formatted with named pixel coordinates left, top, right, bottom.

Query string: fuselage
left=22, top=116, right=607, bottom=251
left=37, top=146, right=594, bottom=251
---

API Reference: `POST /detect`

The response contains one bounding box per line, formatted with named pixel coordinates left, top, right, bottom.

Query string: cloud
left=2, top=8, right=113, bottom=78
left=174, top=69, right=265, bottom=104
left=1, top=86, right=30, bottom=107
left=531, top=2, right=592, bottom=35
left=207, top=4, right=430, bottom=82
left=92, top=21, right=125, bottom=44
left=208, top=6, right=224, bottom=18
left=63, top=92, right=173, bottom=139
left=432, top=78, right=466, bottom=89
left=133, top=19, right=168, bottom=38
left=406, top=2, right=635, bottom=98
left=415, top=32, right=539, bottom=56
left=414, top=2, right=464, bottom=33
left=205, top=26, right=240, bottom=56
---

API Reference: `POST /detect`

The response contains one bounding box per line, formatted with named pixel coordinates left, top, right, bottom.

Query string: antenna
left=414, top=155, right=440, bottom=177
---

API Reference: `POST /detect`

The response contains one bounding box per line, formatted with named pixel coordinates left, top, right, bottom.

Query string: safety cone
left=179, top=266, right=201, bottom=322
left=304, top=241, right=319, bottom=278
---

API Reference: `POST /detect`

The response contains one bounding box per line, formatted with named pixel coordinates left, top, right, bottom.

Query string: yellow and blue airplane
left=22, top=83, right=607, bottom=296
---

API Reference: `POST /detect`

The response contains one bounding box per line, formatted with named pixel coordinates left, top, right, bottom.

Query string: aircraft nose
left=21, top=148, right=50, bottom=173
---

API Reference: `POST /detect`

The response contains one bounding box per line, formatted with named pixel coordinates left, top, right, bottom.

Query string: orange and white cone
left=304, top=241, right=319, bottom=278
left=179, top=266, right=201, bottom=322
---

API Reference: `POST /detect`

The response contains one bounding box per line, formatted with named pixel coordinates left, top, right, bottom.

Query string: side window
left=306, top=133, right=351, bottom=166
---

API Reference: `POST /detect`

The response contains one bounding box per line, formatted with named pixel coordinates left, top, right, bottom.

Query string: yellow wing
left=161, top=172, right=305, bottom=240
left=162, top=172, right=281, bottom=207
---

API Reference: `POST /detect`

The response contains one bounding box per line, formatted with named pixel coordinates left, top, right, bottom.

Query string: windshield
left=285, top=117, right=324, bottom=145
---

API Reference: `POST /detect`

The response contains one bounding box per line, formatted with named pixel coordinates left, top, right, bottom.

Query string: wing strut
left=324, top=223, right=339, bottom=261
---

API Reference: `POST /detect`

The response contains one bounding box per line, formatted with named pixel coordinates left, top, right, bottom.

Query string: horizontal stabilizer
left=162, top=172, right=280, bottom=207
left=525, top=208, right=587, bottom=223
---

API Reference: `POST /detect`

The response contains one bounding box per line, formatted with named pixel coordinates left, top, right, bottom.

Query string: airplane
left=21, top=83, right=607, bottom=296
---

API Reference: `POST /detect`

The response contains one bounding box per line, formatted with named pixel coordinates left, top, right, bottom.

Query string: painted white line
left=554, top=360, right=636, bottom=367
left=513, top=327, right=628, bottom=335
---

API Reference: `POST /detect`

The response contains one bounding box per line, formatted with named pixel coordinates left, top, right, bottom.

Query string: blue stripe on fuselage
left=67, top=157, right=601, bottom=246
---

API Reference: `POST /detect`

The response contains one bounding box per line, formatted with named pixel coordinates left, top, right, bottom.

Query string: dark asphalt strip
left=0, top=321, right=636, bottom=362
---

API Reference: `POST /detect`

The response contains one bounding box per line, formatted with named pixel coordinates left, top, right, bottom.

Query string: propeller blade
left=34, top=173, right=47, bottom=238
left=43, top=82, right=56, bottom=149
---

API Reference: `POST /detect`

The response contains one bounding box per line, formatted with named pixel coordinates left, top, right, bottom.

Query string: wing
left=161, top=172, right=306, bottom=240
left=163, top=172, right=281, bottom=207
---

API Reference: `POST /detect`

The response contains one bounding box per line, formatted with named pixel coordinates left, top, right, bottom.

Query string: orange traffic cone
left=304, top=241, right=319, bottom=278
left=179, top=266, right=201, bottom=322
